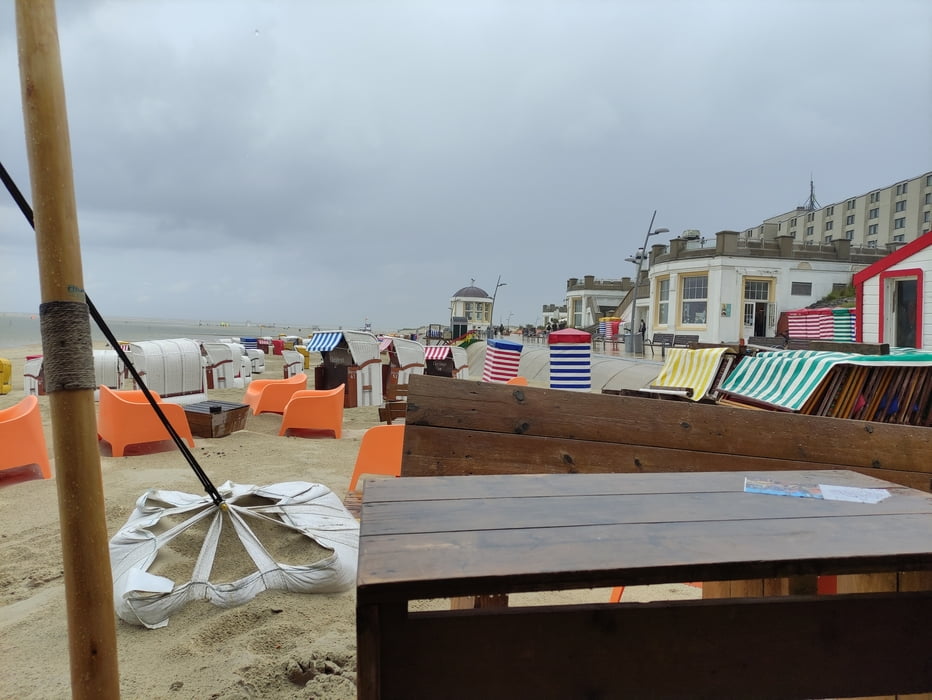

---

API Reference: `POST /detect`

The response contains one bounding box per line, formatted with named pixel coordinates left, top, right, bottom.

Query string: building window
left=870, top=192, right=880, bottom=203
left=806, top=226, right=814, bottom=236
left=896, top=183, right=908, bottom=195
left=656, top=277, right=670, bottom=325
left=927, top=174, right=932, bottom=186
left=895, top=200, right=907, bottom=212
left=926, top=193, right=931, bottom=205
left=790, top=217, right=797, bottom=226
left=894, top=234, right=905, bottom=242
left=791, top=281, right=812, bottom=296
left=846, top=214, right=855, bottom=225
left=869, top=208, right=879, bottom=219
left=744, top=279, right=769, bottom=300
left=868, top=223, right=879, bottom=235
left=845, top=230, right=854, bottom=240
left=825, top=221, right=833, bottom=231
left=894, top=217, right=906, bottom=229
left=867, top=240, right=877, bottom=248
left=824, top=236, right=833, bottom=243
left=825, top=206, right=834, bottom=215
left=847, top=199, right=856, bottom=210
left=680, top=275, right=708, bottom=325
left=924, top=211, right=931, bottom=223
left=807, top=212, right=815, bottom=222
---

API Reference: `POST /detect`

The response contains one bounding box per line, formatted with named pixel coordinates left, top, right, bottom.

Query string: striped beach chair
left=641, top=347, right=734, bottom=401
left=548, top=329, right=592, bottom=391
left=482, top=338, right=523, bottom=383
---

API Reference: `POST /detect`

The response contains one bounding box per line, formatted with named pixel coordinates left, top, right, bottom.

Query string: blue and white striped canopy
left=305, top=332, right=343, bottom=353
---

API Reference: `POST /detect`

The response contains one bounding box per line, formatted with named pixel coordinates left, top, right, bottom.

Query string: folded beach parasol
left=110, top=480, right=359, bottom=629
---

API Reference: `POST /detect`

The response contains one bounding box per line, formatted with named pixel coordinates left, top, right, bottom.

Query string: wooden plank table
left=357, top=470, right=932, bottom=700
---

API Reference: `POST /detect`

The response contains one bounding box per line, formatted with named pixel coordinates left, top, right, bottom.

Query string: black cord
left=1, top=158, right=224, bottom=506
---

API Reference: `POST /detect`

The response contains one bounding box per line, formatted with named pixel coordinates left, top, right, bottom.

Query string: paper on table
left=744, top=478, right=822, bottom=499
left=743, top=478, right=891, bottom=504
left=818, top=484, right=891, bottom=504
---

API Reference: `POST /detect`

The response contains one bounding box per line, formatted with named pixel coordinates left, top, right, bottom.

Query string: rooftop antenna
left=802, top=174, right=821, bottom=211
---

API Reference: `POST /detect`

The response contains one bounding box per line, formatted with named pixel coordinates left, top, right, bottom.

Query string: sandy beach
left=0, top=342, right=695, bottom=699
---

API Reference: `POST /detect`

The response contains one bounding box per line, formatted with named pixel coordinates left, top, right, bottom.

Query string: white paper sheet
left=818, top=484, right=891, bottom=504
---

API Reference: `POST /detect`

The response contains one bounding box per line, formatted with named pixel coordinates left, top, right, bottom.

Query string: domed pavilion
left=449, top=282, right=493, bottom=338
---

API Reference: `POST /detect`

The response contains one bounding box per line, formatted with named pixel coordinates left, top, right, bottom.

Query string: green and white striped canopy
left=719, top=348, right=932, bottom=411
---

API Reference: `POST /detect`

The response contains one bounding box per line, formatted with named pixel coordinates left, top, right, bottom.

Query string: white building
left=854, top=230, right=932, bottom=350
left=449, top=283, right=494, bottom=337
left=752, top=171, right=932, bottom=249
left=563, top=275, right=635, bottom=330
left=628, top=231, right=888, bottom=343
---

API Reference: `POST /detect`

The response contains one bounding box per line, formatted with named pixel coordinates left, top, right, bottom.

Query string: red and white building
left=854, top=231, right=932, bottom=349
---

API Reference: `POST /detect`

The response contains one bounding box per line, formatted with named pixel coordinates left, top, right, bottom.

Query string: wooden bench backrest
left=649, top=333, right=674, bottom=346
left=672, top=334, right=699, bottom=347
left=401, top=374, right=931, bottom=492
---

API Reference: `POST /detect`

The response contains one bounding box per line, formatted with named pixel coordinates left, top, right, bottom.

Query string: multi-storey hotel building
left=751, top=171, right=932, bottom=248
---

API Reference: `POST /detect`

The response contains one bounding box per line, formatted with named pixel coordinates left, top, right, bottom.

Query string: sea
left=0, top=311, right=317, bottom=350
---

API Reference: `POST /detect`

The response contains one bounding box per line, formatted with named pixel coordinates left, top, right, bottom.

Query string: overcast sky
left=2, top=1, right=931, bottom=331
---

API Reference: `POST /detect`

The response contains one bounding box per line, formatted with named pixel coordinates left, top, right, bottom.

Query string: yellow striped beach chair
left=641, top=347, right=734, bottom=401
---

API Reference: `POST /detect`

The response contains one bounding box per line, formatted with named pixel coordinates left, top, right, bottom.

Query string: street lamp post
left=629, top=210, right=668, bottom=352
left=489, top=275, right=506, bottom=338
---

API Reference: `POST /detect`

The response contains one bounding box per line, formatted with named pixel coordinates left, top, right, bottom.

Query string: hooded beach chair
left=97, top=385, right=195, bottom=457
left=639, top=347, right=734, bottom=402
left=0, top=394, right=52, bottom=482
left=343, top=423, right=405, bottom=517
left=243, top=372, right=308, bottom=415
left=278, top=384, right=345, bottom=438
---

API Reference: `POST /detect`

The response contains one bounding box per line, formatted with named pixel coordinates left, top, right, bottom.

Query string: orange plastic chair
left=278, top=384, right=345, bottom=438
left=243, top=372, right=308, bottom=415
left=97, top=385, right=195, bottom=457
left=348, top=424, right=405, bottom=492
left=0, top=394, right=51, bottom=482
left=505, top=376, right=528, bottom=386
left=343, top=424, right=405, bottom=517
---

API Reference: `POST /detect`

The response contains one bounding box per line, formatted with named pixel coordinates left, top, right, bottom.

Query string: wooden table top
left=357, top=470, right=932, bottom=601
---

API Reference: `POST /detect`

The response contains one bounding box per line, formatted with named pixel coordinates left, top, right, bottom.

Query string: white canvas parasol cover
left=110, top=480, right=358, bottom=629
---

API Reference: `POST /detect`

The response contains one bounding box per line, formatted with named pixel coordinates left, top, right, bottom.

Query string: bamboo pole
left=16, top=2, right=121, bottom=697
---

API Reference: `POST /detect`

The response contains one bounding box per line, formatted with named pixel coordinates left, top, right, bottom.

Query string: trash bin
left=623, top=332, right=644, bottom=355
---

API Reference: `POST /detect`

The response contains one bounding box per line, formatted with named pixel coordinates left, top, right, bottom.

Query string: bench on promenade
left=644, top=332, right=674, bottom=356
left=672, top=333, right=700, bottom=347
left=748, top=335, right=788, bottom=349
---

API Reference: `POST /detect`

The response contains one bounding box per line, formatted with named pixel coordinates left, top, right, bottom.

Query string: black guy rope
left=1, top=158, right=224, bottom=507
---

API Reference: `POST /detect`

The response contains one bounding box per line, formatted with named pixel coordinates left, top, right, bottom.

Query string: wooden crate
left=183, top=401, right=249, bottom=438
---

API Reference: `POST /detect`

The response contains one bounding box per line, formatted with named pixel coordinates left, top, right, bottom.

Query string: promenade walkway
left=466, top=336, right=662, bottom=394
